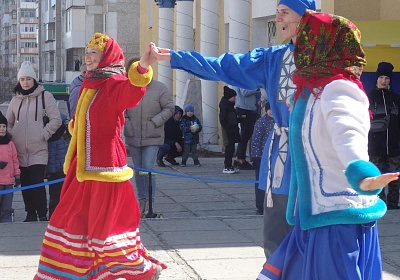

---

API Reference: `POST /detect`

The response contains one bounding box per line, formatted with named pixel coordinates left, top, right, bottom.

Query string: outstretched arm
left=143, top=42, right=267, bottom=91
left=360, top=173, right=399, bottom=191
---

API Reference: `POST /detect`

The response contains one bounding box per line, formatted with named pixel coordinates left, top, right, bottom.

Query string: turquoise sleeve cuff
left=345, top=159, right=382, bottom=195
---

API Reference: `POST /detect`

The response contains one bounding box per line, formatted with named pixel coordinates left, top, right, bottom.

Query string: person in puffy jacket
left=180, top=104, right=202, bottom=167
left=6, top=61, right=61, bottom=222
left=367, top=61, right=400, bottom=210
left=68, top=63, right=86, bottom=116
left=251, top=102, right=275, bottom=215
left=219, top=86, right=240, bottom=174
left=156, top=105, right=184, bottom=167
left=46, top=114, right=68, bottom=219
left=124, top=57, right=174, bottom=215
left=0, top=111, right=20, bottom=223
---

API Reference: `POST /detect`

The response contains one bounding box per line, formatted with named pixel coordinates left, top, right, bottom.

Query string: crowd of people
left=0, top=0, right=399, bottom=278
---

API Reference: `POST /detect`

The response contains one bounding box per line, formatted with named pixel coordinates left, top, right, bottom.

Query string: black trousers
left=236, top=108, right=257, bottom=160
left=48, top=171, right=65, bottom=218
left=253, top=158, right=264, bottom=211
left=157, top=143, right=183, bottom=160
left=224, top=142, right=235, bottom=168
left=20, top=164, right=47, bottom=217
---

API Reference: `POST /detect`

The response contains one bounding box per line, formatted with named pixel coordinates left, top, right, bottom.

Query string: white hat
left=17, top=61, right=37, bottom=81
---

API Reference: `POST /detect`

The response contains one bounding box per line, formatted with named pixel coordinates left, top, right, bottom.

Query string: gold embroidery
left=86, top=33, right=109, bottom=52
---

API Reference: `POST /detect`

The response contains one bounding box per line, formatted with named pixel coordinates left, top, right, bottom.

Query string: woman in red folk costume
left=34, top=33, right=166, bottom=280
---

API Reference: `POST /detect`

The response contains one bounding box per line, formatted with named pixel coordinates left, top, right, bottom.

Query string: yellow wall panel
left=363, top=46, right=400, bottom=72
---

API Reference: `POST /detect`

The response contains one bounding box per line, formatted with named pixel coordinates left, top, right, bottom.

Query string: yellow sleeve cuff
left=127, top=61, right=153, bottom=87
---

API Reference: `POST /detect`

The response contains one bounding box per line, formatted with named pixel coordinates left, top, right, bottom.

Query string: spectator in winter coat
left=69, top=63, right=86, bottom=116
left=180, top=104, right=202, bottom=167
left=156, top=106, right=184, bottom=167
left=251, top=102, right=275, bottom=215
left=0, top=111, right=20, bottom=223
left=367, top=61, right=400, bottom=210
left=219, top=86, right=240, bottom=174
left=124, top=57, right=174, bottom=215
left=6, top=61, right=61, bottom=222
left=230, top=86, right=259, bottom=170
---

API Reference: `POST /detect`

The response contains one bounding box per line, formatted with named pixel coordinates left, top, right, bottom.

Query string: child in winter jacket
left=0, top=111, right=20, bottom=223
left=180, top=104, right=202, bottom=167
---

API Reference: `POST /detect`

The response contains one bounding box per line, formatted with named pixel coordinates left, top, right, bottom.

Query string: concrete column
left=175, top=1, right=194, bottom=107
left=158, top=8, right=174, bottom=93
left=199, top=0, right=219, bottom=146
left=228, top=0, right=250, bottom=54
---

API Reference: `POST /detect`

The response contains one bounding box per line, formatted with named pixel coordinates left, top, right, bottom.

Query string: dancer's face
left=85, top=47, right=103, bottom=71
left=275, top=5, right=302, bottom=42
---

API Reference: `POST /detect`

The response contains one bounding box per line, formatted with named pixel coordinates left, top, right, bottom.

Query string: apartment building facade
left=38, top=0, right=141, bottom=84
left=0, top=0, right=38, bottom=101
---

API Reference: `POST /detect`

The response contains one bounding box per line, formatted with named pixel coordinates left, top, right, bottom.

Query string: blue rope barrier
left=0, top=178, right=65, bottom=195
left=0, top=166, right=259, bottom=195
left=131, top=166, right=259, bottom=184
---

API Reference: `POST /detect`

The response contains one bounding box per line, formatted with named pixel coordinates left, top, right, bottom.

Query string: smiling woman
left=84, top=47, right=103, bottom=70
left=34, top=33, right=165, bottom=280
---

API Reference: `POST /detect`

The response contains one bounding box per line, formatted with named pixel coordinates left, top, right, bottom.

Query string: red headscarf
left=82, top=33, right=126, bottom=89
left=292, top=10, right=366, bottom=103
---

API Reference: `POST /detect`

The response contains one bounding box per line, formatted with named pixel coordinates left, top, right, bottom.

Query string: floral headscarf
left=82, top=33, right=126, bottom=89
left=292, top=10, right=366, bottom=102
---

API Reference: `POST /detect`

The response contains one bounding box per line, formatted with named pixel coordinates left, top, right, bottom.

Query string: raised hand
left=139, top=43, right=158, bottom=69
left=360, top=172, right=400, bottom=191
left=149, top=43, right=171, bottom=61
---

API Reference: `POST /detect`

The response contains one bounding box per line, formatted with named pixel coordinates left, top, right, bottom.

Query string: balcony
left=20, top=34, right=37, bottom=39
left=65, top=0, right=85, bottom=9
left=20, top=48, right=38, bottom=54
left=20, top=18, right=38, bottom=24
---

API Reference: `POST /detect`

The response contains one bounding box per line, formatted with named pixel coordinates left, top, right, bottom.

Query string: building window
left=103, top=13, right=107, bottom=34
left=45, top=52, right=55, bottom=73
left=66, top=9, right=71, bottom=32
left=21, top=24, right=36, bottom=33
left=21, top=56, right=36, bottom=63
left=267, top=21, right=276, bottom=47
left=20, top=9, right=36, bottom=18
left=66, top=48, right=85, bottom=71
left=46, top=22, right=55, bottom=41
left=20, top=41, right=37, bottom=48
